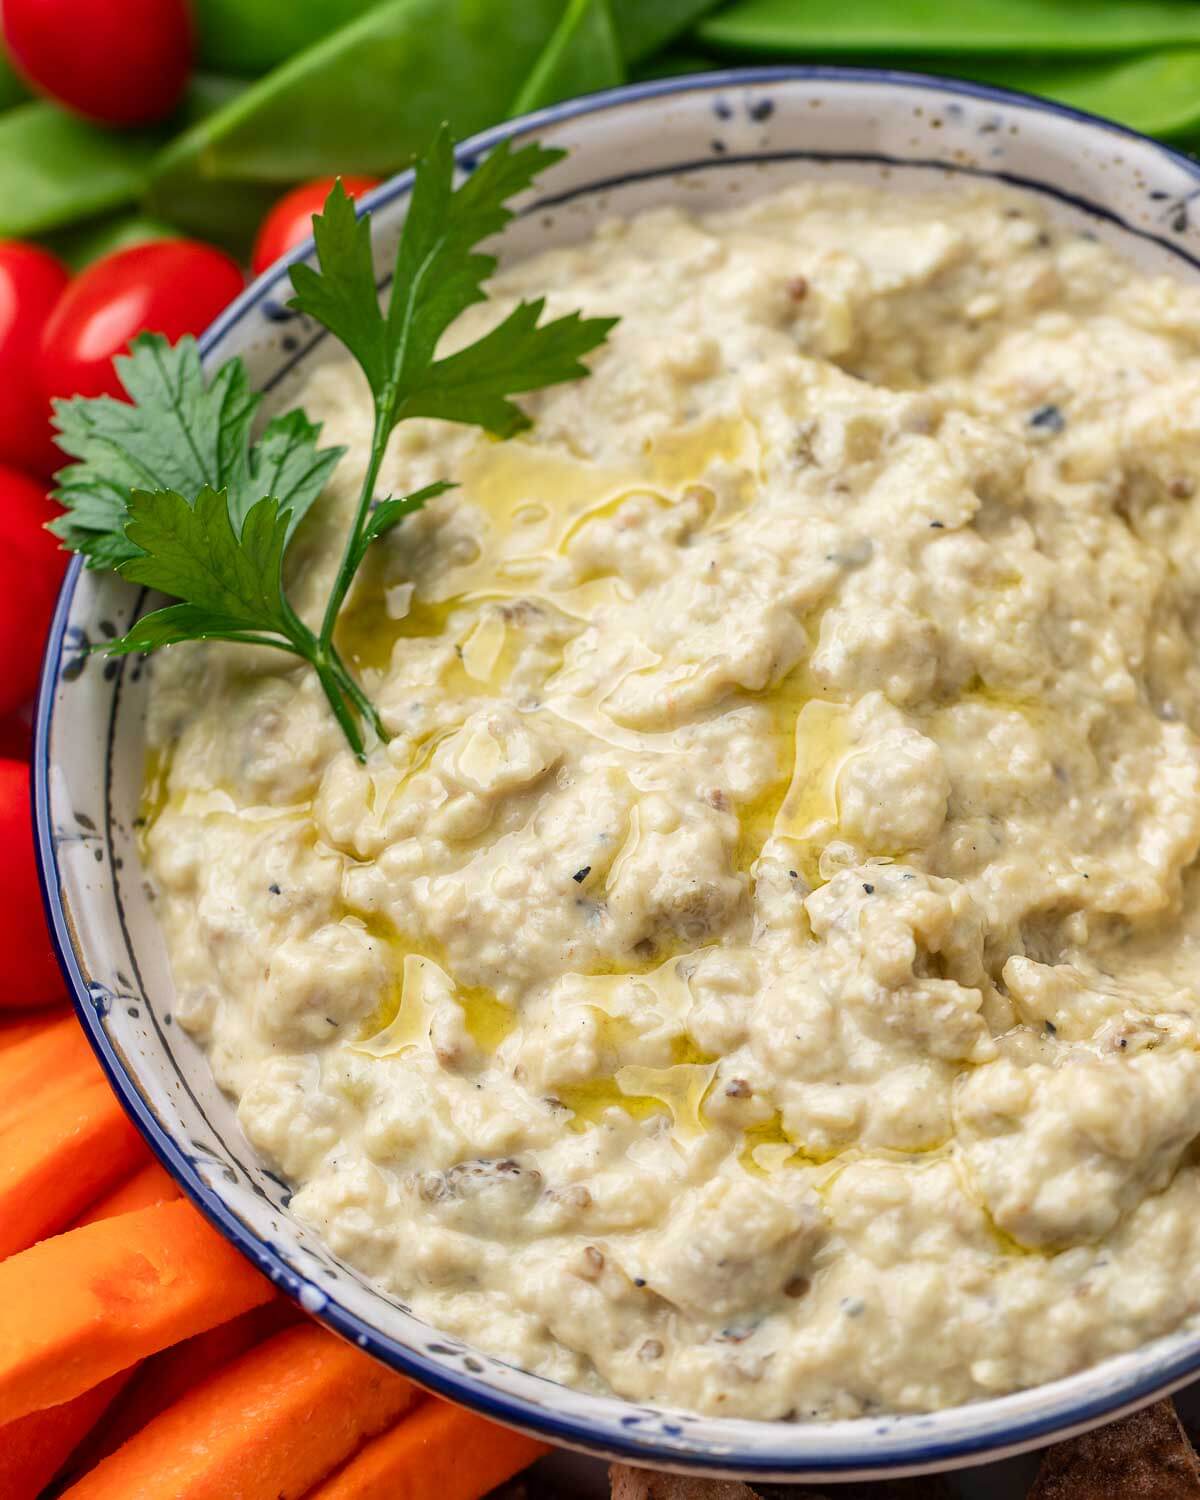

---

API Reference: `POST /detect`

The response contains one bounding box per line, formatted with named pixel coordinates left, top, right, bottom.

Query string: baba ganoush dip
left=144, top=179, right=1200, bottom=1421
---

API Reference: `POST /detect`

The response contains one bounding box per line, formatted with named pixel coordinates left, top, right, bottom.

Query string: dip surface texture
left=145, top=182, right=1200, bottom=1419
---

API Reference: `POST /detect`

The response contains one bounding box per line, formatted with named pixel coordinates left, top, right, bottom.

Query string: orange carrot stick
left=71, top=1159, right=178, bottom=1229
left=0, top=1076, right=146, bottom=1258
left=0, top=1197, right=273, bottom=1423
left=69, top=1298, right=298, bottom=1473
left=0, top=1371, right=133, bottom=1500
left=0, top=1009, right=60, bottom=1054
left=0, top=1160, right=264, bottom=1494
left=0, top=1155, right=178, bottom=1489
left=308, top=1398, right=550, bottom=1500
left=0, top=1162, right=183, bottom=1488
left=0, top=1013, right=94, bottom=1131
left=60, top=1324, right=420, bottom=1500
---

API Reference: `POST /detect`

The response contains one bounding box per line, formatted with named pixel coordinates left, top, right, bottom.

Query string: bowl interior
left=35, top=68, right=1200, bottom=1479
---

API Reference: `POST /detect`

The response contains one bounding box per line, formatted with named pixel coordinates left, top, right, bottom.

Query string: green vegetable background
left=7, top=0, right=1200, bottom=263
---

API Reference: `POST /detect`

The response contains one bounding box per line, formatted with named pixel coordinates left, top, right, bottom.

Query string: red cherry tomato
left=0, top=242, right=69, bottom=477
left=0, top=758, right=63, bottom=1005
left=252, top=176, right=381, bottom=276
left=39, top=240, right=244, bottom=403
left=1, top=0, right=192, bottom=126
left=0, top=464, right=67, bottom=715
left=0, top=710, right=32, bottom=761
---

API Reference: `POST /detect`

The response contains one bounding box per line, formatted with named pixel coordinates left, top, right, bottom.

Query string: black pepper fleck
left=268, top=883, right=282, bottom=895
left=1029, top=403, right=1065, bottom=433
left=572, top=866, right=591, bottom=883
left=929, top=520, right=944, bottom=529
left=862, top=883, right=875, bottom=894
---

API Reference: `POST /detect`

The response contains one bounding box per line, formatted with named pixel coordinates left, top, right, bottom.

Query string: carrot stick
left=69, top=1298, right=298, bottom=1473
left=0, top=1076, right=146, bottom=1258
left=59, top=1187, right=283, bottom=1480
left=60, top=1324, right=420, bottom=1500
left=0, top=1013, right=94, bottom=1131
left=307, top=1397, right=550, bottom=1500
left=71, top=1159, right=178, bottom=1229
left=0, top=1159, right=191, bottom=1491
left=0, top=1197, right=273, bottom=1423
left=0, top=1371, right=133, bottom=1500
left=0, top=1009, right=60, bottom=1054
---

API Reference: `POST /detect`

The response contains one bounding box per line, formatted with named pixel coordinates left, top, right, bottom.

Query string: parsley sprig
left=50, top=126, right=616, bottom=758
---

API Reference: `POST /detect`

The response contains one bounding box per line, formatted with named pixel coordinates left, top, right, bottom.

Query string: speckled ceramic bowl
left=33, top=69, right=1200, bottom=1481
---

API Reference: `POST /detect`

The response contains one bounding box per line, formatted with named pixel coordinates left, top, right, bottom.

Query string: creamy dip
left=145, top=180, right=1200, bottom=1420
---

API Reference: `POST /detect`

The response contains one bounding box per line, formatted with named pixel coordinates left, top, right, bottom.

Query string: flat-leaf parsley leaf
left=48, top=126, right=617, bottom=759
left=50, top=335, right=343, bottom=568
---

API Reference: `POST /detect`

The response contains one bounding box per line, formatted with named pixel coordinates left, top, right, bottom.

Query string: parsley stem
left=279, top=596, right=368, bottom=759
left=311, top=654, right=364, bottom=759
left=207, top=633, right=306, bottom=653
left=329, top=645, right=389, bottom=743
left=317, top=404, right=392, bottom=650
left=301, top=401, right=397, bottom=758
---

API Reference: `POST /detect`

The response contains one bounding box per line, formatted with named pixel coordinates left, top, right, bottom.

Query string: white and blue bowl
left=33, top=69, right=1200, bottom=1481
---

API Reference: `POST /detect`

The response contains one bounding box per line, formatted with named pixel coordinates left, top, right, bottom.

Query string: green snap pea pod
left=146, top=175, right=284, bottom=258
left=0, top=47, right=29, bottom=112
left=608, top=0, right=726, bottom=64
left=147, top=0, right=567, bottom=246
left=190, top=0, right=382, bottom=77
left=932, top=49, right=1200, bottom=141
left=43, top=213, right=178, bottom=271
left=0, top=103, right=161, bottom=236
left=0, top=73, right=246, bottom=242
left=627, top=44, right=1200, bottom=141
left=632, top=51, right=722, bottom=83
left=697, top=0, right=1200, bottom=58
left=510, top=0, right=624, bottom=116
left=180, top=72, right=251, bottom=123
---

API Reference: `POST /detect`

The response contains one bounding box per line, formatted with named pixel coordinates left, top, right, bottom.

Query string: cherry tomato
left=0, top=710, right=32, bottom=761
left=0, top=242, right=69, bottom=477
left=252, top=176, right=381, bottom=276
left=39, top=240, right=244, bottom=403
left=1, top=0, right=192, bottom=126
left=0, top=758, right=63, bottom=1005
left=0, top=464, right=67, bottom=715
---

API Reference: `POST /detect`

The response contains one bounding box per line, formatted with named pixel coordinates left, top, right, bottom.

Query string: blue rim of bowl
left=31, top=65, right=1200, bottom=1476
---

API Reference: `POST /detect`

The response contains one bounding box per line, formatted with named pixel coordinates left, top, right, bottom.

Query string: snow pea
left=510, top=0, right=624, bottom=116
left=147, top=0, right=568, bottom=238
left=697, top=0, right=1200, bottom=57
left=44, top=213, right=177, bottom=271
left=608, top=0, right=726, bottom=65
left=633, top=51, right=722, bottom=83
left=191, top=0, right=382, bottom=77
left=0, top=47, right=29, bottom=111
left=189, top=0, right=720, bottom=81
left=642, top=42, right=1200, bottom=141
left=0, top=103, right=160, bottom=236
left=0, top=73, right=248, bottom=244
left=938, top=49, right=1200, bottom=141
